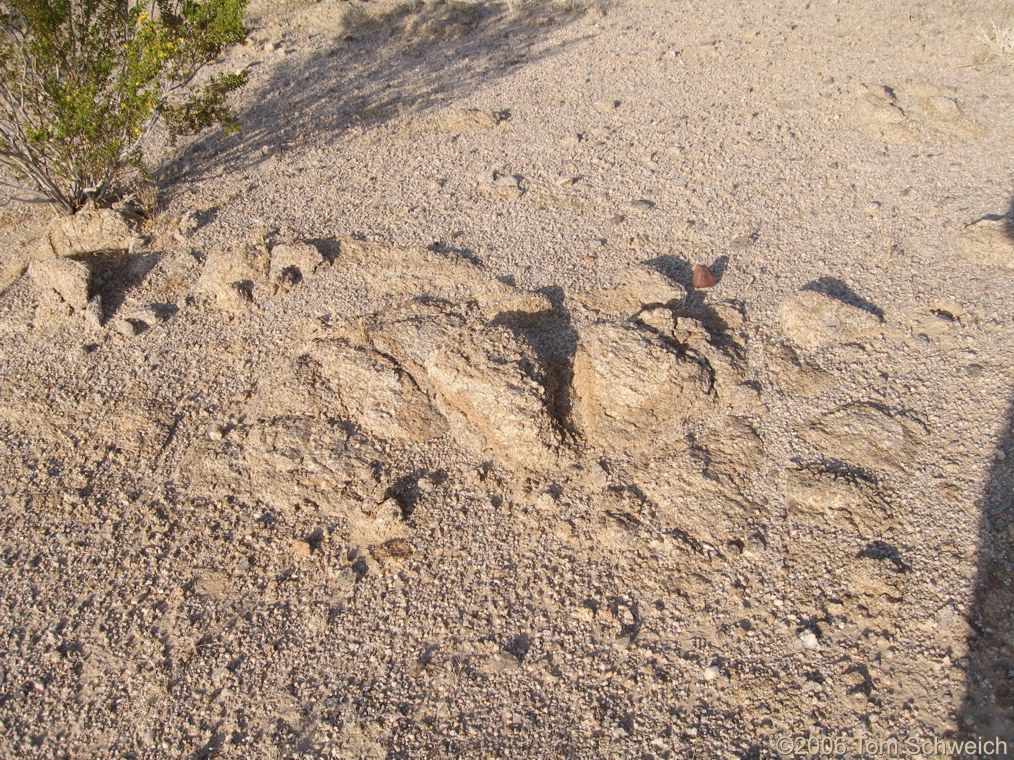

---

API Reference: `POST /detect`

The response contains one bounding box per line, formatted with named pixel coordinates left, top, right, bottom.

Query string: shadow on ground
left=492, top=284, right=580, bottom=442
left=87, top=251, right=162, bottom=323
left=164, top=0, right=594, bottom=190
left=960, top=196, right=1014, bottom=743
left=802, top=276, right=885, bottom=322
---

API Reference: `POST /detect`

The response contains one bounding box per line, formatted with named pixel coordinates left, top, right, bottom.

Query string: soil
left=1, top=0, right=1013, bottom=757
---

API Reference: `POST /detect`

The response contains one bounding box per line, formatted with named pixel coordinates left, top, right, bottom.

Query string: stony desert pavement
left=1, top=0, right=1014, bottom=756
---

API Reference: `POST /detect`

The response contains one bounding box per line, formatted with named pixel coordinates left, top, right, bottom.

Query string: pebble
left=799, top=631, right=819, bottom=650
left=693, top=264, right=718, bottom=289
left=703, top=665, right=720, bottom=681
left=628, top=198, right=656, bottom=211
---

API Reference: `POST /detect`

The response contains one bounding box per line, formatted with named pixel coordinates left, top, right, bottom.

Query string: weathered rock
left=269, top=242, right=327, bottom=294
left=780, top=289, right=881, bottom=350
left=570, top=320, right=714, bottom=452
left=407, top=107, right=506, bottom=134
left=693, top=416, right=765, bottom=491
left=336, top=236, right=547, bottom=318
left=368, top=307, right=562, bottom=468
left=308, top=336, right=448, bottom=444
left=109, top=316, right=144, bottom=337
left=477, top=171, right=524, bottom=200
left=195, top=239, right=333, bottom=309
left=0, top=261, right=27, bottom=295
left=195, top=245, right=270, bottom=312
left=628, top=198, right=656, bottom=211
left=957, top=217, right=1014, bottom=268
left=42, top=205, right=136, bottom=258
left=769, top=343, right=833, bottom=397
left=185, top=241, right=741, bottom=475
left=479, top=651, right=521, bottom=675
left=636, top=304, right=676, bottom=333
left=782, top=464, right=894, bottom=533
left=348, top=499, right=411, bottom=565
left=570, top=266, right=685, bottom=318
left=800, top=402, right=928, bottom=474
left=852, top=82, right=986, bottom=145
left=848, top=555, right=906, bottom=603
left=28, top=256, right=91, bottom=311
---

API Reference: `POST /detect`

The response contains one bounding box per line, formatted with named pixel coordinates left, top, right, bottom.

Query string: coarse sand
left=1, top=0, right=1013, bottom=756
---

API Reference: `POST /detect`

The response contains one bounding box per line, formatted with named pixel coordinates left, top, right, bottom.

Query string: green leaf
left=0, top=0, right=248, bottom=212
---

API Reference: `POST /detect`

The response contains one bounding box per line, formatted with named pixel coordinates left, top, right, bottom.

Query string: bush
left=980, top=21, right=1014, bottom=69
left=0, top=0, right=248, bottom=214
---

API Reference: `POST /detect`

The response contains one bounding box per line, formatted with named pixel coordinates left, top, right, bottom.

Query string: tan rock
left=42, top=204, right=136, bottom=258
left=957, top=218, right=1014, bottom=268
left=269, top=242, right=326, bottom=294
left=195, top=245, right=270, bottom=312
left=780, top=289, right=880, bottom=350
left=570, top=320, right=714, bottom=452
left=800, top=402, right=928, bottom=474
left=28, top=256, right=91, bottom=311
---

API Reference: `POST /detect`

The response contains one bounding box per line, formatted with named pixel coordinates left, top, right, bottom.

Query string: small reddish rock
left=692, top=264, right=717, bottom=289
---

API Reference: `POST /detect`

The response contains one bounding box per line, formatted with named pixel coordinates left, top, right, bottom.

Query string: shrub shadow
left=961, top=396, right=1014, bottom=742
left=961, top=194, right=1014, bottom=741
left=164, top=0, right=595, bottom=188
left=1008, top=195, right=1014, bottom=241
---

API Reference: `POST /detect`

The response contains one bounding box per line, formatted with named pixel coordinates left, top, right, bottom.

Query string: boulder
left=41, top=204, right=137, bottom=258
left=28, top=256, right=91, bottom=311
left=780, top=289, right=880, bottom=350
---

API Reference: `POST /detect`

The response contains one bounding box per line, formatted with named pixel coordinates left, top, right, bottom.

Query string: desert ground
left=1, top=0, right=1013, bottom=756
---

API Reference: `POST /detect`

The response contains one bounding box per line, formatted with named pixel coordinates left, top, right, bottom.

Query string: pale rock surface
left=27, top=255, right=91, bottom=311
left=780, top=289, right=881, bottom=351
left=41, top=204, right=136, bottom=258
